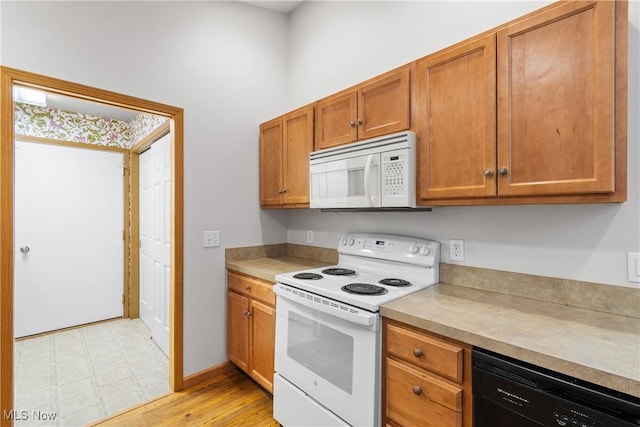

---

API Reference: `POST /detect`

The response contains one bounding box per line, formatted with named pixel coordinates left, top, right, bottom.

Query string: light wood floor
left=92, top=367, right=279, bottom=426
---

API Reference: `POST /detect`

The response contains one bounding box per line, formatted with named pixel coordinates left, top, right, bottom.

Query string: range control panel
left=338, top=233, right=439, bottom=267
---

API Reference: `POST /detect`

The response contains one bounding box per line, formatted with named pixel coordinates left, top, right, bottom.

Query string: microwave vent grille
left=384, top=162, right=405, bottom=196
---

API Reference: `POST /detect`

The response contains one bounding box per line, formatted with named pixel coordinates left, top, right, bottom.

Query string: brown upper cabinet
left=315, top=66, right=411, bottom=150
left=260, top=104, right=314, bottom=208
left=417, top=34, right=497, bottom=200
left=417, top=0, right=626, bottom=205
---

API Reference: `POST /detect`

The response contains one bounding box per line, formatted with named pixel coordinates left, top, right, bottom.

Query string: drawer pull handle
left=412, top=386, right=422, bottom=396
left=413, top=348, right=423, bottom=358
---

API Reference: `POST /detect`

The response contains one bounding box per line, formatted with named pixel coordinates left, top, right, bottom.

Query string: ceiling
left=242, top=0, right=304, bottom=14
left=45, top=92, right=140, bottom=122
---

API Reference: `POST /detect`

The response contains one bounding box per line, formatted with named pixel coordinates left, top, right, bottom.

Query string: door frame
left=0, top=66, right=185, bottom=424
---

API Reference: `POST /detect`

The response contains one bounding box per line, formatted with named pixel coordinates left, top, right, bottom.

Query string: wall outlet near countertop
left=307, top=230, right=314, bottom=244
left=627, top=252, right=640, bottom=283
left=450, top=239, right=465, bottom=262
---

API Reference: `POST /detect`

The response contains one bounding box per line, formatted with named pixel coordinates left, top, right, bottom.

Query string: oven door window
left=287, top=311, right=354, bottom=393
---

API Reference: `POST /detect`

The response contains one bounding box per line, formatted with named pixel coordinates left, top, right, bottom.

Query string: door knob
left=20, top=246, right=30, bottom=254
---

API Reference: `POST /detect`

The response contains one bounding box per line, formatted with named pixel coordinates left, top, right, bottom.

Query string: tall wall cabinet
left=416, top=0, right=626, bottom=205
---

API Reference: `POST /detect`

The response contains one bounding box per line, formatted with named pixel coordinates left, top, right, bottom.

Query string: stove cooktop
left=276, top=234, right=440, bottom=312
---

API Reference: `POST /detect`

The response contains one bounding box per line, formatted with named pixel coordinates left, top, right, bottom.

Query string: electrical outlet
left=450, top=239, right=465, bottom=261
left=627, top=252, right=640, bottom=283
left=307, top=230, right=314, bottom=244
left=203, top=230, right=220, bottom=248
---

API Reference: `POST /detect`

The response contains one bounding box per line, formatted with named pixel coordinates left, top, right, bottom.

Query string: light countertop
left=381, top=283, right=640, bottom=398
left=226, top=256, right=331, bottom=283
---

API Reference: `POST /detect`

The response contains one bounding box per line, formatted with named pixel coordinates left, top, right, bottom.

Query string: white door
left=14, top=141, right=124, bottom=338
left=139, top=134, right=171, bottom=356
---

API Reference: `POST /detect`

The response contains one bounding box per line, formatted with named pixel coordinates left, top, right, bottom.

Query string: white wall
left=1, top=1, right=290, bottom=375
left=285, top=1, right=640, bottom=287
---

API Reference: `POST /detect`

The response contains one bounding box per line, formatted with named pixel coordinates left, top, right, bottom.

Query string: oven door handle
left=275, top=284, right=378, bottom=329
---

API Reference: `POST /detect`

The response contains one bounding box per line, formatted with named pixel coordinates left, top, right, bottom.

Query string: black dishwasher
left=473, top=348, right=640, bottom=427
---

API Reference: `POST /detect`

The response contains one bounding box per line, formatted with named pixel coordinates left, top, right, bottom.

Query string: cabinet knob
left=413, top=348, right=423, bottom=358
left=483, top=169, right=494, bottom=177
left=245, top=286, right=251, bottom=291
left=243, top=311, right=252, bottom=317
left=412, top=386, right=422, bottom=396
left=356, top=119, right=363, bottom=126
left=498, top=167, right=509, bottom=176
left=349, top=120, right=356, bottom=128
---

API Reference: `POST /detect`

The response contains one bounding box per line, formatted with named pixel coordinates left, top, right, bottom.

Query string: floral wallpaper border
left=14, top=103, right=169, bottom=149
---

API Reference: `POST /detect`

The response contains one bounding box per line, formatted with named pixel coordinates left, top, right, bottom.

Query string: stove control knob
left=419, top=246, right=431, bottom=256
left=409, top=242, right=419, bottom=254
left=348, top=238, right=355, bottom=246
left=341, top=237, right=348, bottom=246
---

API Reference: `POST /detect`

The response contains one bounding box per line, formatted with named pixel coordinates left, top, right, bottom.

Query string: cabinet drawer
left=386, top=358, right=462, bottom=427
left=228, top=272, right=275, bottom=306
left=386, top=323, right=463, bottom=382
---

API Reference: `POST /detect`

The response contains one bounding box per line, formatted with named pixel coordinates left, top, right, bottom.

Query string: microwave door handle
left=364, top=154, right=375, bottom=206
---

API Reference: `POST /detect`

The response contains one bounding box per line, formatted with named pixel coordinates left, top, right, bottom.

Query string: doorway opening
left=0, top=66, right=184, bottom=426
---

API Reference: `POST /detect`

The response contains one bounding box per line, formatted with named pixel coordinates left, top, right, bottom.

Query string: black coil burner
left=341, top=283, right=388, bottom=296
left=322, top=268, right=356, bottom=276
left=379, top=278, right=411, bottom=287
left=293, top=272, right=323, bottom=280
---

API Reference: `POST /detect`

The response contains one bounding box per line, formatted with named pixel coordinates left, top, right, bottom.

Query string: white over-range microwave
left=309, top=131, right=416, bottom=209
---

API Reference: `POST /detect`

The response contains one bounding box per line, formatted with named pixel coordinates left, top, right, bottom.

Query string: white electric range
left=273, top=233, right=440, bottom=427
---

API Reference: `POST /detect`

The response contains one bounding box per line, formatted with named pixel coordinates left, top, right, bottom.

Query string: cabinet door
left=250, top=299, right=275, bottom=393
left=283, top=105, right=314, bottom=205
left=227, top=290, right=250, bottom=372
left=358, top=67, right=411, bottom=140
left=497, top=0, right=615, bottom=197
left=259, top=117, right=283, bottom=206
left=316, top=90, right=357, bottom=149
left=417, top=35, right=496, bottom=201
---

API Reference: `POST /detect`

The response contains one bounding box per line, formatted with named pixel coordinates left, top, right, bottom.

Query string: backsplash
left=14, top=102, right=168, bottom=148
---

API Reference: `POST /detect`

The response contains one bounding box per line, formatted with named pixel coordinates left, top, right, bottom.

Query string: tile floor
left=14, top=318, right=170, bottom=427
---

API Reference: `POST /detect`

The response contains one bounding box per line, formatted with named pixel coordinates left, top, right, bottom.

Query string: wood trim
left=15, top=134, right=127, bottom=153
left=129, top=153, right=140, bottom=319
left=0, top=67, right=15, bottom=427
left=130, top=120, right=170, bottom=154
left=123, top=151, right=131, bottom=318
left=0, top=67, right=185, bottom=425
left=182, top=361, right=236, bottom=390
left=169, top=113, right=185, bottom=392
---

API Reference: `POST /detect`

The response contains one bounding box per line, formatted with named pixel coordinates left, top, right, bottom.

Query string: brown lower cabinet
left=383, top=319, right=472, bottom=427
left=226, top=271, right=276, bottom=393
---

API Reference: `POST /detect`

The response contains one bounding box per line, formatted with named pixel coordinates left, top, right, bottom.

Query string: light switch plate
left=627, top=252, right=640, bottom=283
left=204, top=230, right=220, bottom=248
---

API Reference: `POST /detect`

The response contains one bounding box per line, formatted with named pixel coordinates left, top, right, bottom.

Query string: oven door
left=309, top=153, right=381, bottom=209
left=274, top=284, right=380, bottom=427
